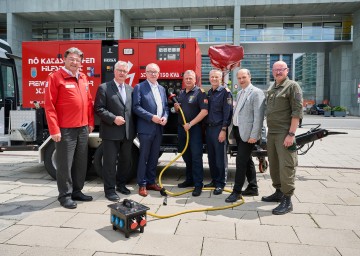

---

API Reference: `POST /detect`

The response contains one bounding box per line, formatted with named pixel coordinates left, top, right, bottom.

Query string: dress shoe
left=204, top=181, right=215, bottom=188
left=225, top=192, right=242, bottom=203
left=139, top=186, right=148, bottom=197
left=178, top=180, right=194, bottom=188
left=146, top=183, right=162, bottom=191
left=272, top=195, right=293, bottom=215
left=116, top=185, right=131, bottom=195
left=242, top=187, right=259, bottom=197
left=71, top=192, right=93, bottom=201
left=105, top=193, right=120, bottom=202
left=192, top=186, right=202, bottom=197
left=213, top=187, right=223, bottom=195
left=60, top=198, right=77, bottom=209
left=261, top=189, right=284, bottom=202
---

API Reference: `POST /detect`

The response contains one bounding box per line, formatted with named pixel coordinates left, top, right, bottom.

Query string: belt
left=207, top=123, right=222, bottom=127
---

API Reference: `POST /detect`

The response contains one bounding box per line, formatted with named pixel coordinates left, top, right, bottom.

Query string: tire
left=44, top=141, right=96, bottom=180
left=44, top=141, right=57, bottom=180
left=93, top=143, right=139, bottom=183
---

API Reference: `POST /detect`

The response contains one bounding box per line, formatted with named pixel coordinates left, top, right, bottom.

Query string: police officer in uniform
left=262, top=60, right=303, bottom=215
left=204, top=69, right=233, bottom=195
left=175, top=70, right=208, bottom=197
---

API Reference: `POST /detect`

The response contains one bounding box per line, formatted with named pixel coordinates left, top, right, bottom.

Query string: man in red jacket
left=45, top=47, right=94, bottom=209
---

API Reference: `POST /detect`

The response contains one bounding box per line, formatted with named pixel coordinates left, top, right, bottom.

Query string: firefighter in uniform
left=262, top=60, right=303, bottom=215
left=204, top=69, right=233, bottom=195
left=175, top=70, right=208, bottom=197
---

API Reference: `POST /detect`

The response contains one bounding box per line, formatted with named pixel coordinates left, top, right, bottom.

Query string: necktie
left=119, top=85, right=126, bottom=103
left=232, top=89, right=245, bottom=126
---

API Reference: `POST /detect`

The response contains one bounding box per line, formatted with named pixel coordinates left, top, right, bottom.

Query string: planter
left=333, top=111, right=346, bottom=117
left=324, top=111, right=332, bottom=117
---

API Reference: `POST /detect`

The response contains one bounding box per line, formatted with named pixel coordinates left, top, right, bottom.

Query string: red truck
left=0, top=38, right=202, bottom=179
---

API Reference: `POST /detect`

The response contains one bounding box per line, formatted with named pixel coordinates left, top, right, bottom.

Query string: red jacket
left=45, top=68, right=95, bottom=135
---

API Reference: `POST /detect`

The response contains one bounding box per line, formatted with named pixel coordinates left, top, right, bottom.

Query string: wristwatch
left=288, top=132, right=295, bottom=137
left=221, top=127, right=227, bottom=131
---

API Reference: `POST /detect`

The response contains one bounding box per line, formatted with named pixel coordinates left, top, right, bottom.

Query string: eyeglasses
left=146, top=71, right=159, bottom=75
left=67, top=57, right=82, bottom=63
left=116, top=69, right=128, bottom=73
left=273, top=68, right=288, bottom=73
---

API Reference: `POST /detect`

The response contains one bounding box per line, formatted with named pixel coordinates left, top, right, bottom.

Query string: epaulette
left=200, top=88, right=205, bottom=93
left=225, top=87, right=230, bottom=92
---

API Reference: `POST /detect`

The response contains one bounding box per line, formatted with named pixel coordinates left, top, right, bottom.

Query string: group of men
left=44, top=47, right=303, bottom=216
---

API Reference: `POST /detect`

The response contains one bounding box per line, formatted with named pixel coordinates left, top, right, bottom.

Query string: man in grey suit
left=94, top=61, right=136, bottom=201
left=226, top=68, right=265, bottom=203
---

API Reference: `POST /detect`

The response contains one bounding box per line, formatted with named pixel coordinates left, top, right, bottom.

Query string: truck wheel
left=44, top=141, right=57, bottom=180
left=93, top=143, right=139, bottom=183
left=93, top=143, right=104, bottom=179
left=258, top=158, right=268, bottom=173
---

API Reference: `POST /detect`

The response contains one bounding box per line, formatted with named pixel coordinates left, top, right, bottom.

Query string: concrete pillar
left=351, top=9, right=360, bottom=116
left=114, top=9, right=131, bottom=40
left=7, top=13, right=32, bottom=104
left=316, top=53, right=325, bottom=103
left=232, top=3, right=241, bottom=94
left=329, top=45, right=352, bottom=109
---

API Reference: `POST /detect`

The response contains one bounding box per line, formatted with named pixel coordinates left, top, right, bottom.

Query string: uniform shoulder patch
left=227, top=97, right=232, bottom=105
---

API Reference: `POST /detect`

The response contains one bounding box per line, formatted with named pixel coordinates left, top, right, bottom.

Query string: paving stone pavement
left=0, top=116, right=360, bottom=255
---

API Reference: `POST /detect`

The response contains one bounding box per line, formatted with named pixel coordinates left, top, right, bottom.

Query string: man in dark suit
left=132, top=63, right=169, bottom=197
left=94, top=61, right=136, bottom=201
left=226, top=68, right=265, bottom=203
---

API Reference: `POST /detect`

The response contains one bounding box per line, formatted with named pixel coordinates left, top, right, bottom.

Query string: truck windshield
left=1, top=65, right=15, bottom=99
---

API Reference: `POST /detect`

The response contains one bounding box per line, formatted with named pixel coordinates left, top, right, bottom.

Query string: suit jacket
left=235, top=84, right=265, bottom=142
left=132, top=80, right=169, bottom=135
left=94, top=80, right=136, bottom=141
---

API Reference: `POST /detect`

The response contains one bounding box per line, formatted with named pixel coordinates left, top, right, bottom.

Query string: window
left=283, top=23, right=302, bottom=29
left=246, top=24, right=266, bottom=29
left=209, top=25, right=226, bottom=30
left=174, top=26, right=190, bottom=31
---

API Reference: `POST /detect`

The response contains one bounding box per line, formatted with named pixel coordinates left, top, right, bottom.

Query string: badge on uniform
left=227, top=98, right=232, bottom=105
left=189, top=95, right=195, bottom=103
left=295, top=92, right=302, bottom=101
left=65, top=84, right=76, bottom=88
left=204, top=98, right=208, bottom=104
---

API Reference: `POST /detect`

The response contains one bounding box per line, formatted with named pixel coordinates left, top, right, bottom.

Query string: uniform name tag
left=65, top=84, right=76, bottom=88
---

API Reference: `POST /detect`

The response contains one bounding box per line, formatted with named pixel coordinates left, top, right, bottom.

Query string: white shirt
left=148, top=80, right=163, bottom=117
left=232, top=84, right=251, bottom=126
left=114, top=80, right=126, bottom=103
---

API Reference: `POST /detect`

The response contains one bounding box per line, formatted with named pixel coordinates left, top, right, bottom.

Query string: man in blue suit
left=132, top=63, right=169, bottom=197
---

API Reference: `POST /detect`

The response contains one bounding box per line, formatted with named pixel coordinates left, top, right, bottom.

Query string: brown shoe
left=146, top=183, right=162, bottom=191
left=139, top=186, right=148, bottom=197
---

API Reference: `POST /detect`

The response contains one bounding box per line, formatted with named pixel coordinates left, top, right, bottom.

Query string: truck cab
left=0, top=39, right=20, bottom=145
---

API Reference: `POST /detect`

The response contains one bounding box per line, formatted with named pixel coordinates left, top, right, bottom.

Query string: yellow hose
left=147, top=105, right=245, bottom=219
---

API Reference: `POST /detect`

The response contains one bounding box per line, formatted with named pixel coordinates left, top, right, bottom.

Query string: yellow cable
left=147, top=105, right=245, bottom=219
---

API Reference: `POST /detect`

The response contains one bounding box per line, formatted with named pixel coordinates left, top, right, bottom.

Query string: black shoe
left=225, top=192, right=242, bottom=203
left=213, top=187, right=223, bottom=195
left=242, top=187, right=259, bottom=197
left=60, top=198, right=77, bottom=209
left=261, top=189, right=283, bottom=202
left=105, top=193, right=120, bottom=202
left=204, top=181, right=215, bottom=188
left=192, top=187, right=202, bottom=197
left=272, top=195, right=293, bottom=215
left=116, top=185, right=131, bottom=195
left=71, top=192, right=93, bottom=201
left=178, top=180, right=194, bottom=188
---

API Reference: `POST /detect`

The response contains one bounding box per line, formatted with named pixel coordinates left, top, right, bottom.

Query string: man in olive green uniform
left=262, top=60, right=303, bottom=215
